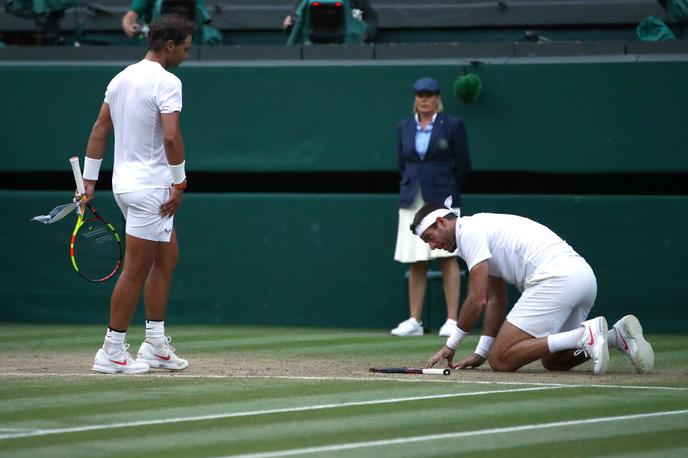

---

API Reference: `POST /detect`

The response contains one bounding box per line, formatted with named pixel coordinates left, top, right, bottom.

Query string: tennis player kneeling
left=413, top=197, right=654, bottom=376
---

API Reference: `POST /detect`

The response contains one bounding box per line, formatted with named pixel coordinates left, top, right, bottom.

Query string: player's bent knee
left=488, top=355, right=519, bottom=372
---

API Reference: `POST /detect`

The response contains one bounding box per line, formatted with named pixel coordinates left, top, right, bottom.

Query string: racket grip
left=70, top=156, right=86, bottom=195
left=422, top=368, right=451, bottom=376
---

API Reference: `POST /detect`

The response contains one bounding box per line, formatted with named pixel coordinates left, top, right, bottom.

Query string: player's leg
left=137, top=227, right=188, bottom=370
left=391, top=261, right=427, bottom=336
left=490, top=258, right=607, bottom=374
left=489, top=275, right=569, bottom=373
left=143, top=228, right=179, bottom=321
left=437, top=257, right=460, bottom=336
left=489, top=322, right=550, bottom=372
left=490, top=319, right=599, bottom=373
left=541, top=259, right=609, bottom=374
left=93, top=191, right=159, bottom=374
left=540, top=350, right=587, bottom=370
left=109, top=234, right=158, bottom=329
left=109, top=189, right=171, bottom=329
left=542, top=316, right=608, bottom=374
left=93, top=235, right=157, bottom=374
left=541, top=291, right=597, bottom=371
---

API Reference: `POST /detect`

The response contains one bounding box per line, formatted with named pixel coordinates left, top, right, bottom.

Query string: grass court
left=1, top=324, right=687, bottom=457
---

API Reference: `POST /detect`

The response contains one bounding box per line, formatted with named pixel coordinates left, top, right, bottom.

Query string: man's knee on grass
left=488, top=353, right=521, bottom=372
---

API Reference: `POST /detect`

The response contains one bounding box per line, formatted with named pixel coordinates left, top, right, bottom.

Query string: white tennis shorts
left=114, top=188, right=174, bottom=242
left=506, top=256, right=597, bottom=338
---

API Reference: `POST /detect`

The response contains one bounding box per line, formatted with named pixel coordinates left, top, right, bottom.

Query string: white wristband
left=475, top=335, right=495, bottom=359
left=82, top=157, right=102, bottom=181
left=445, top=327, right=468, bottom=350
left=168, top=160, right=186, bottom=184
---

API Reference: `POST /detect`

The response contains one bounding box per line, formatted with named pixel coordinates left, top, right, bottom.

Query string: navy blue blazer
left=397, top=112, right=471, bottom=208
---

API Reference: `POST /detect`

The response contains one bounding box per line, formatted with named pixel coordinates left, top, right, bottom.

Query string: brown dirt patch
left=1, top=351, right=686, bottom=387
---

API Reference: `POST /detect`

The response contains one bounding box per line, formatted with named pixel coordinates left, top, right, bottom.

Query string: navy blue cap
left=413, top=77, right=441, bottom=94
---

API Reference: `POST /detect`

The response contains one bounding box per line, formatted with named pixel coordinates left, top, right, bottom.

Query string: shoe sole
left=390, top=330, right=424, bottom=336
left=593, top=317, right=610, bottom=376
left=137, top=356, right=189, bottom=371
left=92, top=363, right=149, bottom=375
left=620, top=315, right=654, bottom=374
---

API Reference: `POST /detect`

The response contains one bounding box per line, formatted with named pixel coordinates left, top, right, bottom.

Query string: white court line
left=224, top=409, right=688, bottom=458
left=0, top=385, right=562, bottom=441
left=1, top=371, right=686, bottom=391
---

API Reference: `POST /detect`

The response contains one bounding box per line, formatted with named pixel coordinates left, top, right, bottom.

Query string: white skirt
left=394, top=190, right=458, bottom=263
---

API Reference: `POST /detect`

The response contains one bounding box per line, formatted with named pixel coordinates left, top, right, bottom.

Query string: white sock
left=103, top=328, right=126, bottom=354
left=445, top=319, right=457, bottom=326
left=145, top=320, right=165, bottom=345
left=547, top=328, right=584, bottom=353
left=607, top=328, right=618, bottom=348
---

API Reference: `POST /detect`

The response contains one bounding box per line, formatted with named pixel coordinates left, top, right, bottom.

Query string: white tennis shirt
left=455, top=213, right=580, bottom=292
left=104, top=59, right=182, bottom=193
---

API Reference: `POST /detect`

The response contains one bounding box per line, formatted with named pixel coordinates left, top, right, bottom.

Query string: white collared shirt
left=414, top=113, right=437, bottom=160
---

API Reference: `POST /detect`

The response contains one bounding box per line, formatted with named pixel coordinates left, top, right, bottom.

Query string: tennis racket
left=369, top=367, right=451, bottom=376
left=69, top=156, right=122, bottom=283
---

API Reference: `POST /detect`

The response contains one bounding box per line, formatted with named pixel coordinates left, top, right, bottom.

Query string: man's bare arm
left=457, top=260, right=490, bottom=332
left=85, top=103, right=113, bottom=160
left=161, top=112, right=184, bottom=166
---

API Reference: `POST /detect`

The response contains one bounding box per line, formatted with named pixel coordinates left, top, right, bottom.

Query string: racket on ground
left=69, top=157, right=122, bottom=283
left=369, top=367, right=451, bottom=376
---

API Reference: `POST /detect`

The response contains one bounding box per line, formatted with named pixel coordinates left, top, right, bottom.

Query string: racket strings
left=73, top=219, right=121, bottom=281
left=81, top=223, right=115, bottom=245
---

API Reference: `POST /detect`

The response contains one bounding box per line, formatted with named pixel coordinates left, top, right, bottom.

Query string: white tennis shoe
left=136, top=336, right=189, bottom=371
left=391, top=317, right=424, bottom=336
left=438, top=319, right=458, bottom=337
left=613, top=315, right=654, bottom=374
left=575, top=316, right=609, bottom=375
left=93, top=343, right=150, bottom=374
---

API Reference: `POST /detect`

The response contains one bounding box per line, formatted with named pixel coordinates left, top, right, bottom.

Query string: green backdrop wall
left=2, top=191, right=686, bottom=333
left=0, top=59, right=687, bottom=173
left=0, top=57, right=685, bottom=331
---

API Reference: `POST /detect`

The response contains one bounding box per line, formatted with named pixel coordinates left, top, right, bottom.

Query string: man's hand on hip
left=160, top=188, right=184, bottom=217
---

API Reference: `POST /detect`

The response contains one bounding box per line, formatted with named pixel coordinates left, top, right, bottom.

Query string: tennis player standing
left=80, top=14, right=196, bottom=374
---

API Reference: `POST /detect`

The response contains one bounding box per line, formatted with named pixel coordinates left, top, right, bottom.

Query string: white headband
left=413, top=195, right=461, bottom=236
